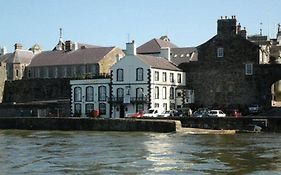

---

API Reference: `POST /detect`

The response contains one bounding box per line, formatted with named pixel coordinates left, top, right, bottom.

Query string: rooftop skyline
left=1, top=0, right=280, bottom=52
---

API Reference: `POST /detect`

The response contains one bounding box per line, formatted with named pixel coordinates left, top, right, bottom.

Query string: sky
left=1, top=0, right=280, bottom=52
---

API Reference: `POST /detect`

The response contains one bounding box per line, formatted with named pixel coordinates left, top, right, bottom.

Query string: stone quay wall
left=0, top=118, right=181, bottom=133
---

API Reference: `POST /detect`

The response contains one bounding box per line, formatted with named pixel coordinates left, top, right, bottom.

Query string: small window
left=170, top=73, right=174, bottom=83
left=16, top=69, right=19, bottom=77
left=74, top=87, right=82, bottom=102
left=85, top=104, right=94, bottom=116
left=245, top=63, right=253, bottom=75
left=162, top=72, right=167, bottom=82
left=136, top=68, right=143, bottom=81
left=117, top=69, right=123, bottom=81
left=117, top=88, right=124, bottom=100
left=86, top=86, right=94, bottom=102
left=155, top=71, right=159, bottom=81
left=99, top=103, right=106, bottom=115
left=155, top=86, right=159, bottom=99
left=98, top=86, right=107, bottom=101
left=163, top=87, right=167, bottom=99
left=177, top=73, right=182, bottom=83
left=217, top=47, right=224, bottom=58
left=170, top=87, right=175, bottom=99
left=163, top=103, right=167, bottom=111
left=155, top=103, right=159, bottom=108
left=74, top=103, right=81, bottom=116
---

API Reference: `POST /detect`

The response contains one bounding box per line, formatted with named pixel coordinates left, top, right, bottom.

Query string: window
left=162, top=72, right=167, bottom=82
left=74, top=87, right=82, bottom=102
left=155, top=71, right=159, bottom=81
left=245, top=63, right=253, bottom=75
left=177, top=73, right=182, bottom=83
left=217, top=47, right=224, bottom=58
left=98, top=86, right=106, bottom=101
left=136, top=88, right=144, bottom=98
left=136, top=104, right=144, bottom=112
left=177, top=91, right=182, bottom=97
left=16, top=69, right=19, bottom=77
left=155, top=86, right=159, bottom=99
left=163, top=103, right=167, bottom=110
left=117, top=88, right=124, bottom=101
left=170, top=73, right=174, bottom=82
left=163, top=87, right=167, bottom=99
left=99, top=103, right=106, bottom=115
left=154, top=103, right=159, bottom=108
left=74, top=103, right=81, bottom=116
left=86, top=86, right=94, bottom=102
left=170, top=87, right=175, bottom=99
left=136, top=68, right=143, bottom=81
left=117, top=69, right=123, bottom=81
left=85, top=104, right=94, bottom=116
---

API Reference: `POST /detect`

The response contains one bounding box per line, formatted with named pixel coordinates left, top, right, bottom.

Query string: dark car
left=192, top=108, right=209, bottom=117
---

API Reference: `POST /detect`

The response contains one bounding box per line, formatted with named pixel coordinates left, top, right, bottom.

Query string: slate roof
left=0, top=50, right=34, bottom=64
left=170, top=47, right=198, bottom=66
left=137, top=38, right=178, bottom=54
left=137, top=54, right=181, bottom=71
left=29, top=47, right=115, bottom=67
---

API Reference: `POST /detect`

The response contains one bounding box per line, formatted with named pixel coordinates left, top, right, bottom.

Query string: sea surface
left=0, top=130, right=281, bottom=175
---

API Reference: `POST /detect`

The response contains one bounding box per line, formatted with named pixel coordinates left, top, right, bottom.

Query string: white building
left=70, top=78, right=111, bottom=118
left=111, top=41, right=190, bottom=118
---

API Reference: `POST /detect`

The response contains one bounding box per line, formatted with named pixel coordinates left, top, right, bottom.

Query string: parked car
left=192, top=108, right=209, bottom=117
left=159, top=110, right=177, bottom=117
left=129, top=111, right=144, bottom=118
left=175, top=107, right=193, bottom=117
left=230, top=109, right=241, bottom=117
left=248, top=104, right=261, bottom=114
left=143, top=108, right=164, bottom=117
left=208, top=110, right=226, bottom=117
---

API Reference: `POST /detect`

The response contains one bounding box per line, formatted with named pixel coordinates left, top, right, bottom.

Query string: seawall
left=0, top=117, right=181, bottom=133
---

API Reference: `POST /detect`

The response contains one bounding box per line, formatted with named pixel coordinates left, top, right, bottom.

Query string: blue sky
left=1, top=0, right=280, bottom=52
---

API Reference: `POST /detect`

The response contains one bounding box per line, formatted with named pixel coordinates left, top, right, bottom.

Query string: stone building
left=180, top=16, right=263, bottom=110
left=26, top=40, right=125, bottom=79
left=0, top=43, right=35, bottom=80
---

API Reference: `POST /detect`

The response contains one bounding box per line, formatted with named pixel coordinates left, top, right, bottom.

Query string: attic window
left=174, top=54, right=178, bottom=58
left=217, top=47, right=224, bottom=58
left=186, top=53, right=190, bottom=57
left=180, top=54, right=184, bottom=57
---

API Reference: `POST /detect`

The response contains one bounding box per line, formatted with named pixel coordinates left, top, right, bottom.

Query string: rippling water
left=0, top=130, right=281, bottom=175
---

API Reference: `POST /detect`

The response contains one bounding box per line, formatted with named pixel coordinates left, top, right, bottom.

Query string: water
left=0, top=130, right=281, bottom=175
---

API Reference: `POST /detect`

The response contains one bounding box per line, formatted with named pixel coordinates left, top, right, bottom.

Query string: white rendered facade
left=70, top=78, right=110, bottom=118
left=111, top=42, right=188, bottom=118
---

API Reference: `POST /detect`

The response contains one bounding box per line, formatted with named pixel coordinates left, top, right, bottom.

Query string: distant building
left=26, top=40, right=125, bottom=79
left=137, top=36, right=198, bottom=66
left=0, top=43, right=35, bottom=80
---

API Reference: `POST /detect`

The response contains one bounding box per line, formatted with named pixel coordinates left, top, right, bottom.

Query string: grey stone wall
left=180, top=35, right=260, bottom=109
left=0, top=62, right=7, bottom=103
left=3, top=78, right=71, bottom=103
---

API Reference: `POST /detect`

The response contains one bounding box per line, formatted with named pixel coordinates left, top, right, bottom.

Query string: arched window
left=86, top=86, right=94, bottom=102
left=136, top=68, right=143, bottom=81
left=98, top=86, right=106, bottom=101
left=136, top=88, right=144, bottom=98
left=117, top=69, right=123, bottom=81
left=74, top=87, right=82, bottom=102
left=163, top=87, right=167, bottom=99
left=117, top=88, right=124, bottom=101
left=99, top=103, right=106, bottom=115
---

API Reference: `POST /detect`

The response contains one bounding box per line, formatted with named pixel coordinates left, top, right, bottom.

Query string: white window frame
left=217, top=47, right=224, bottom=58
left=245, top=63, right=253, bottom=75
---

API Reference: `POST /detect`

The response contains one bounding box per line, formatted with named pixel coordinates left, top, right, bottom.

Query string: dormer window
left=217, top=47, right=224, bottom=58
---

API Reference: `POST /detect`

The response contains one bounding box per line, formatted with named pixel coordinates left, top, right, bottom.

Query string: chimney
left=160, top=47, right=171, bottom=62
left=65, top=40, right=72, bottom=51
left=72, top=42, right=78, bottom=51
left=126, top=40, right=136, bottom=55
left=14, top=43, right=23, bottom=50
left=0, top=47, right=7, bottom=56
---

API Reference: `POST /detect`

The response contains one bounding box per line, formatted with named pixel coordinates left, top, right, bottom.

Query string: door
left=120, top=104, right=125, bottom=118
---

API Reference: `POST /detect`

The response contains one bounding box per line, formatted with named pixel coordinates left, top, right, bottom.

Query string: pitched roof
left=137, top=37, right=178, bottom=54
left=170, top=47, right=198, bottom=66
left=28, top=47, right=115, bottom=67
left=137, top=54, right=181, bottom=71
left=0, top=50, right=34, bottom=64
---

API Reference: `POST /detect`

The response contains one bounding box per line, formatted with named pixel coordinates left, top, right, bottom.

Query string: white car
left=143, top=108, right=164, bottom=117
left=208, top=110, right=226, bottom=117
